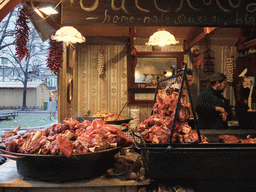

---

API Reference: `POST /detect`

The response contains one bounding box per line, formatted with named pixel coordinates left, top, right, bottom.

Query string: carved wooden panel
left=76, top=44, right=129, bottom=119
left=74, top=43, right=185, bottom=121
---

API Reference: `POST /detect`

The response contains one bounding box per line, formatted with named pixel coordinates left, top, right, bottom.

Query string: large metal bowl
left=76, top=116, right=103, bottom=122
left=0, top=146, right=121, bottom=182
left=106, top=117, right=133, bottom=125
left=76, top=116, right=133, bottom=125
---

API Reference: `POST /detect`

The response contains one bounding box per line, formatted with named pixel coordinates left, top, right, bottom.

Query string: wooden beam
left=237, top=38, right=256, bottom=51
left=23, top=1, right=61, bottom=31
left=0, top=0, right=22, bottom=22
left=184, top=27, right=198, bottom=45
left=129, top=27, right=136, bottom=47
left=23, top=0, right=60, bottom=2
left=184, top=27, right=217, bottom=51
left=204, top=27, right=216, bottom=34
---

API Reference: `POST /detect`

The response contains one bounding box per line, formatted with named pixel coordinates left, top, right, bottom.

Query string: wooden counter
left=0, top=160, right=150, bottom=192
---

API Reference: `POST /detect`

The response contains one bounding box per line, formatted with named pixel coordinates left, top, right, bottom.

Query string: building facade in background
left=0, top=82, right=50, bottom=109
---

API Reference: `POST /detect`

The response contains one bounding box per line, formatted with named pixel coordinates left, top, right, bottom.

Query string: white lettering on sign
left=229, top=0, right=242, bottom=8
left=176, top=0, right=243, bottom=13
left=79, top=0, right=256, bottom=15
left=78, top=0, right=256, bottom=26
left=135, top=0, right=150, bottom=13
left=102, top=9, right=231, bottom=25
left=203, top=0, right=212, bottom=6
left=130, top=16, right=136, bottom=23
left=176, top=0, right=200, bottom=12
left=154, top=0, right=170, bottom=13
left=103, top=9, right=161, bottom=24
left=236, top=12, right=255, bottom=25
left=174, top=14, right=225, bottom=25
left=216, top=0, right=231, bottom=12
left=247, top=3, right=256, bottom=13
left=80, top=0, right=98, bottom=11
left=111, top=0, right=128, bottom=14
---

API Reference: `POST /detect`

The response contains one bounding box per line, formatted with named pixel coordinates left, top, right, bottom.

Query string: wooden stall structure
left=55, top=1, right=255, bottom=122
left=0, top=82, right=50, bottom=109
left=16, top=0, right=256, bottom=123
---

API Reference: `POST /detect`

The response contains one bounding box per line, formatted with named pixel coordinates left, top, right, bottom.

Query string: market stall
left=1, top=0, right=256, bottom=192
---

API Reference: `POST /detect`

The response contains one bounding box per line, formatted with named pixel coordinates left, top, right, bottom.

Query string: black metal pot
left=76, top=116, right=133, bottom=125
left=130, top=130, right=256, bottom=180
left=76, top=116, right=103, bottom=122
left=105, top=117, right=133, bottom=125
left=0, top=146, right=121, bottom=182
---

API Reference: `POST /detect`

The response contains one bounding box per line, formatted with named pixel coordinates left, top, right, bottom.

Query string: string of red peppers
left=13, top=6, right=30, bottom=63
left=46, top=38, right=63, bottom=75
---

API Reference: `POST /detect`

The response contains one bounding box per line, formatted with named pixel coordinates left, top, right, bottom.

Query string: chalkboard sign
left=62, top=0, right=256, bottom=27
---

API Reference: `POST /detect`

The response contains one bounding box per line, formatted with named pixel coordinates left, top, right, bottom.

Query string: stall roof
left=0, top=0, right=22, bottom=22
left=21, top=1, right=243, bottom=41
left=1, top=1, right=244, bottom=44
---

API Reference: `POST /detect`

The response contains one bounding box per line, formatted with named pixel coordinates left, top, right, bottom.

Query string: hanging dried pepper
left=13, top=6, right=30, bottom=63
left=47, top=38, right=63, bottom=75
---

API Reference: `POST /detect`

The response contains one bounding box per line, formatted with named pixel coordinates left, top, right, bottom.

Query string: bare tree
left=0, top=5, right=49, bottom=110
left=0, top=10, right=16, bottom=50
left=2, top=28, right=48, bottom=110
left=0, top=9, right=17, bottom=81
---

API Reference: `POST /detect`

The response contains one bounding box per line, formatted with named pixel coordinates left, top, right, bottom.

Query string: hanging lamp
left=51, top=26, right=86, bottom=45
left=146, top=30, right=179, bottom=46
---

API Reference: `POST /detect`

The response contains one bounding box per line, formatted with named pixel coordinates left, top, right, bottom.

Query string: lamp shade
left=146, top=30, right=179, bottom=46
left=51, top=26, right=86, bottom=44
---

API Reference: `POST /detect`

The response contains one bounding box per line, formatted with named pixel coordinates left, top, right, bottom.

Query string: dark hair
left=210, top=73, right=227, bottom=86
left=210, top=77, right=227, bottom=86
left=210, top=75, right=227, bottom=86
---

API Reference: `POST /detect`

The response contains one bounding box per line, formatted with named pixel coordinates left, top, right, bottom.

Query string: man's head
left=210, top=72, right=227, bottom=92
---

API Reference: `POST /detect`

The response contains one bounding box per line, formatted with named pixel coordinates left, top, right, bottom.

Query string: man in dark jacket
left=196, top=73, right=231, bottom=129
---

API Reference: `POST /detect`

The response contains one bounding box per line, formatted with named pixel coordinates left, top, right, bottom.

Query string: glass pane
left=135, top=57, right=177, bottom=83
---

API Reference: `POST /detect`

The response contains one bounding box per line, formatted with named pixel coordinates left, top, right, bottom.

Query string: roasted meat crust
left=218, top=135, right=240, bottom=143
left=92, top=110, right=123, bottom=121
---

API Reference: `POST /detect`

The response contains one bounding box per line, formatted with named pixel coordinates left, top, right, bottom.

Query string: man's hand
left=216, top=106, right=228, bottom=121
left=215, top=106, right=225, bottom=113
left=220, top=112, right=228, bottom=121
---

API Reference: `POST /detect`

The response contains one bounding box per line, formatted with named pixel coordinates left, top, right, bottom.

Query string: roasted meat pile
left=0, top=119, right=132, bottom=158
left=93, top=110, right=123, bottom=121
left=218, top=135, right=256, bottom=143
left=218, top=135, right=240, bottom=143
left=137, top=89, right=208, bottom=143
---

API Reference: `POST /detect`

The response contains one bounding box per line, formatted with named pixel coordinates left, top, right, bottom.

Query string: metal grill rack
left=151, top=62, right=201, bottom=145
